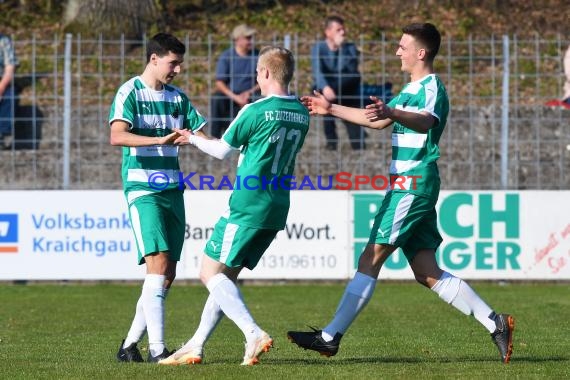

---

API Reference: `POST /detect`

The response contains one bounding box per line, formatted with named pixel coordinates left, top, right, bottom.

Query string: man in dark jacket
left=311, top=16, right=367, bottom=150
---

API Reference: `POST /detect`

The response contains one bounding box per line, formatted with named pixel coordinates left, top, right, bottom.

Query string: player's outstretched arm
left=173, top=127, right=237, bottom=160
left=110, top=120, right=178, bottom=146
left=300, top=90, right=331, bottom=115
left=302, top=91, right=392, bottom=130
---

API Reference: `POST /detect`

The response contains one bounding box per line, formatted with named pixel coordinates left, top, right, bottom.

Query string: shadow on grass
left=268, top=355, right=570, bottom=365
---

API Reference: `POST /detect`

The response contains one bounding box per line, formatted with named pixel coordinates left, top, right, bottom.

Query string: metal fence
left=1, top=33, right=569, bottom=190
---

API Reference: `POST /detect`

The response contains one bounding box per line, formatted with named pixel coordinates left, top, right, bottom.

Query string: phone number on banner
left=258, top=254, right=338, bottom=269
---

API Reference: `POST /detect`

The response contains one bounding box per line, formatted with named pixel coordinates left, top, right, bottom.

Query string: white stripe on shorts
left=389, top=193, right=414, bottom=244
left=220, top=222, right=239, bottom=265
left=129, top=204, right=146, bottom=254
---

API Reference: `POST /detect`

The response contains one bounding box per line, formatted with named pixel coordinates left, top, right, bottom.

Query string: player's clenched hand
left=364, top=96, right=392, bottom=122
left=300, top=90, right=332, bottom=115
left=172, top=127, right=193, bottom=145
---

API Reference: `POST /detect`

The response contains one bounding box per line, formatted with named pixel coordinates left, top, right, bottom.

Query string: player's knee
left=357, top=244, right=392, bottom=276
left=356, top=247, right=376, bottom=271
left=413, top=269, right=442, bottom=288
left=413, top=272, right=430, bottom=287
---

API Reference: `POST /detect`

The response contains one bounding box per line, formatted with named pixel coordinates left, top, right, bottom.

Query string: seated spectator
left=209, top=24, right=260, bottom=138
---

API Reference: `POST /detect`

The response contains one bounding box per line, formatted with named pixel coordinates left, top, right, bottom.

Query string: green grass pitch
left=1, top=282, right=569, bottom=379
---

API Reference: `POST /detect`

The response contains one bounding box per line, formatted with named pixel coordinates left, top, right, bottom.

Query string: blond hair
left=257, top=46, right=295, bottom=86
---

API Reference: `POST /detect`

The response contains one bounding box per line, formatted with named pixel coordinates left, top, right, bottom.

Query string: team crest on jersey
left=393, top=124, right=406, bottom=134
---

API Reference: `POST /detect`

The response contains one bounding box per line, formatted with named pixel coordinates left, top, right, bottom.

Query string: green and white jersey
left=387, top=74, right=449, bottom=200
left=109, top=76, right=206, bottom=204
left=222, top=95, right=309, bottom=229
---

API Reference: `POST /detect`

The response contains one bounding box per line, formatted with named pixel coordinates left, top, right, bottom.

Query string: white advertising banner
left=0, top=191, right=144, bottom=280
left=360, top=191, right=570, bottom=280
left=0, top=191, right=350, bottom=280
left=0, top=190, right=569, bottom=280
left=177, top=191, right=350, bottom=280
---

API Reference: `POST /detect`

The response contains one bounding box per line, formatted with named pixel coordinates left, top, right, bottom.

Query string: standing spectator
left=210, top=24, right=259, bottom=138
left=312, top=15, right=367, bottom=150
left=0, top=33, right=18, bottom=148
left=109, top=33, right=207, bottom=363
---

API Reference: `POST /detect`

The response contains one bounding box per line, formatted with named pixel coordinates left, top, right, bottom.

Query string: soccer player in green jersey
left=159, top=46, right=309, bottom=366
left=288, top=23, right=514, bottom=364
left=109, top=33, right=207, bottom=363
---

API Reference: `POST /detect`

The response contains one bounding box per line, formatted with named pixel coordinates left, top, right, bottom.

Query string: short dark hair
left=146, top=33, right=185, bottom=63
left=325, top=15, right=344, bottom=29
left=402, top=23, right=441, bottom=62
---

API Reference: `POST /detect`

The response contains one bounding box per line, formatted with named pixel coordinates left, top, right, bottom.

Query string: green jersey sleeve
left=222, top=104, right=256, bottom=148
left=109, top=86, right=137, bottom=127
left=180, top=92, right=206, bottom=132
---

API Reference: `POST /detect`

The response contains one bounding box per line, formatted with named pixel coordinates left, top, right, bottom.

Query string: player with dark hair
left=288, top=23, right=515, bottom=364
left=110, top=33, right=207, bottom=363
